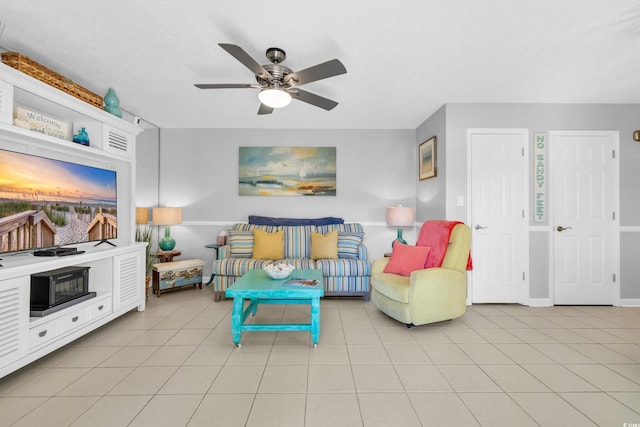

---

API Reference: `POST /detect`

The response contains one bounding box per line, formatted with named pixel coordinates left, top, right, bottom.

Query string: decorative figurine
left=103, top=88, right=123, bottom=118
left=72, top=127, right=90, bottom=146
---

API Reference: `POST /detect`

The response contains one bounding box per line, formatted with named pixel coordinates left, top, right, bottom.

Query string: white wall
left=137, top=128, right=417, bottom=277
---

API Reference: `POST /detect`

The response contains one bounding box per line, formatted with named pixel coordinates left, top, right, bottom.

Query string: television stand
left=94, top=239, right=117, bottom=247
left=0, top=243, right=146, bottom=379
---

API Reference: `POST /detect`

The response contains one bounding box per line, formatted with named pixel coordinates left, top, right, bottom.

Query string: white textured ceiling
left=0, top=0, right=638, bottom=129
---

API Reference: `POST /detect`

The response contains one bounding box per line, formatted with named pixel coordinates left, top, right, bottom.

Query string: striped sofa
left=211, top=222, right=371, bottom=301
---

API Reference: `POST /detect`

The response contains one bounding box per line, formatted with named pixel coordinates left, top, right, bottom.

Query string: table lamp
left=386, top=205, right=415, bottom=247
left=135, top=207, right=149, bottom=225
left=135, top=207, right=152, bottom=240
left=152, top=207, right=182, bottom=251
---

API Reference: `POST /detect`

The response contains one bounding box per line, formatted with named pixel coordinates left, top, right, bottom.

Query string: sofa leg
left=214, top=291, right=223, bottom=302
left=406, top=323, right=414, bottom=329
left=363, top=292, right=370, bottom=302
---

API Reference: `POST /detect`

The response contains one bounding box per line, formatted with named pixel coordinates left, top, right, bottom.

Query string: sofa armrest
left=358, top=244, right=368, bottom=261
left=217, top=244, right=231, bottom=259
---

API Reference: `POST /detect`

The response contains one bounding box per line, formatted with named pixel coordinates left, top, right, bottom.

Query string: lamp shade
left=135, top=207, right=149, bottom=224
left=258, top=88, right=292, bottom=108
left=152, top=207, right=182, bottom=225
left=386, top=206, right=415, bottom=227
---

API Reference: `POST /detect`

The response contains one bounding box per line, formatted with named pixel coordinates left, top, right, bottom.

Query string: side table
left=204, top=244, right=221, bottom=286
left=154, top=250, right=181, bottom=263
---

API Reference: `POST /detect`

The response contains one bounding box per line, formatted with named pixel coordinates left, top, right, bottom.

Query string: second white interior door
left=551, top=131, right=617, bottom=305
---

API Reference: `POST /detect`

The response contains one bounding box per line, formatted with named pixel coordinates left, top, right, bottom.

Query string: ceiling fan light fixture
left=258, top=88, right=292, bottom=108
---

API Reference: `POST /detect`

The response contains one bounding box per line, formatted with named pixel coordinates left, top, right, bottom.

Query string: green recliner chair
left=371, top=221, right=471, bottom=326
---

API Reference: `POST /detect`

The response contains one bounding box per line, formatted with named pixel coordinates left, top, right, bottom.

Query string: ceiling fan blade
left=194, top=83, right=260, bottom=89
left=219, top=43, right=273, bottom=80
left=289, top=89, right=338, bottom=111
left=285, top=59, right=346, bottom=86
left=258, top=103, right=274, bottom=115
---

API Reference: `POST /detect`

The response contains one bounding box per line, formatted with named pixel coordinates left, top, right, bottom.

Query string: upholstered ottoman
left=152, top=259, right=204, bottom=297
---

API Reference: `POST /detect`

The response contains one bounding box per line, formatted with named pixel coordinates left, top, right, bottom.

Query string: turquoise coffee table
left=225, top=268, right=324, bottom=348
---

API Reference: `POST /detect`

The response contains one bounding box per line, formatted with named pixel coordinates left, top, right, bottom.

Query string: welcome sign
left=13, top=106, right=70, bottom=140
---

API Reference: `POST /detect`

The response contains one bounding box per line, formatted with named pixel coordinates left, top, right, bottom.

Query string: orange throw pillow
left=311, top=230, right=339, bottom=260
left=383, top=242, right=431, bottom=276
left=252, top=229, right=284, bottom=259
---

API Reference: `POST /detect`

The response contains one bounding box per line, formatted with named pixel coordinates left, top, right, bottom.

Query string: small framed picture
left=419, top=136, right=437, bottom=180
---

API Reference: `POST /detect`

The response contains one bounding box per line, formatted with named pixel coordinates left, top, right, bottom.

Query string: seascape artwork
left=0, top=150, right=117, bottom=252
left=239, top=147, right=336, bottom=196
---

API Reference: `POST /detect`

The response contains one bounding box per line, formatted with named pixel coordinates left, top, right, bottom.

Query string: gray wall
left=415, top=105, right=447, bottom=222
left=445, top=103, right=640, bottom=225
left=137, top=128, right=416, bottom=274
left=135, top=103, right=640, bottom=303
left=621, top=233, right=640, bottom=299
left=444, top=103, right=640, bottom=300
left=136, top=127, right=160, bottom=209
left=135, top=127, right=160, bottom=252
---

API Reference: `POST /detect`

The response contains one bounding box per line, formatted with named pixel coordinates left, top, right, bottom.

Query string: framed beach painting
left=239, top=146, right=336, bottom=196
left=419, top=137, right=436, bottom=180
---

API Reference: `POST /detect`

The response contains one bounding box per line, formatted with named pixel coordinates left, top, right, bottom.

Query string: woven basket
left=1, top=52, right=103, bottom=109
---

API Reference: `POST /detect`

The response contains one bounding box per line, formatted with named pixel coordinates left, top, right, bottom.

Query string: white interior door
left=469, top=129, right=528, bottom=303
left=551, top=131, right=618, bottom=305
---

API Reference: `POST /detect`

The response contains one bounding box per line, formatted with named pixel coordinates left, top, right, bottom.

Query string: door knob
left=474, top=224, right=488, bottom=230
left=556, top=226, right=572, bottom=232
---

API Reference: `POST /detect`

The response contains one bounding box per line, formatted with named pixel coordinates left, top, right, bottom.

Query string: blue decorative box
left=152, top=259, right=204, bottom=297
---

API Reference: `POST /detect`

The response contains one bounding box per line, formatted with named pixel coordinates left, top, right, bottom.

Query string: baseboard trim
left=526, top=298, right=640, bottom=307
left=527, top=298, right=552, bottom=307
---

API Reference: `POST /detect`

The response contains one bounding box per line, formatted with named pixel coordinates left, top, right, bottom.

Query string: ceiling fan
left=195, top=43, right=347, bottom=115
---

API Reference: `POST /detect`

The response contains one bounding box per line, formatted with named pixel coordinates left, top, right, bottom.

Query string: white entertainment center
left=0, top=62, right=146, bottom=378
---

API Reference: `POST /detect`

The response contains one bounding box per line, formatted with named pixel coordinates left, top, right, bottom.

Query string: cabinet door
left=113, top=251, right=143, bottom=311
left=0, top=277, right=29, bottom=369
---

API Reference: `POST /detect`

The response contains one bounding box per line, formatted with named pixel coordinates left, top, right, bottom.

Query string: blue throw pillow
left=337, top=232, right=364, bottom=259
left=227, top=231, right=253, bottom=258
left=248, top=215, right=344, bottom=226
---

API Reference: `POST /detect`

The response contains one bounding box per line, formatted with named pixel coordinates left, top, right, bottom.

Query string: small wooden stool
left=152, top=259, right=204, bottom=297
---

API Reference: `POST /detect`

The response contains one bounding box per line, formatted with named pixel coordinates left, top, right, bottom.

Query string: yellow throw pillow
left=311, top=230, right=338, bottom=260
left=252, top=229, right=284, bottom=259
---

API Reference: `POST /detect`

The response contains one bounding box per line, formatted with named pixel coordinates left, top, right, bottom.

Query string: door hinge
left=523, top=272, right=526, bottom=280
left=613, top=273, right=616, bottom=283
left=613, top=211, right=616, bottom=220
left=522, top=209, right=525, bottom=218
left=612, top=149, right=616, bottom=159
left=522, top=147, right=525, bottom=156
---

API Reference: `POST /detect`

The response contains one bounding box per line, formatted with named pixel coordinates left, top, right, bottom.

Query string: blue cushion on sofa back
left=248, top=215, right=344, bottom=226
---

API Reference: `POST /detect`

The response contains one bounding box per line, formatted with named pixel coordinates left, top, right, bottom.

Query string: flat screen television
left=0, top=149, right=117, bottom=254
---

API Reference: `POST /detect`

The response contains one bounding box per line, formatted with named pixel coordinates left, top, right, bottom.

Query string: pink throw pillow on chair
left=383, top=242, right=431, bottom=276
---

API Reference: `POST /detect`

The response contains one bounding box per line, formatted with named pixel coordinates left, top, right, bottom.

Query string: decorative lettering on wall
left=534, top=133, right=546, bottom=222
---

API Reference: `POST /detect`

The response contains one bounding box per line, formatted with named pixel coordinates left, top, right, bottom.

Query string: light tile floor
left=1, top=285, right=639, bottom=426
